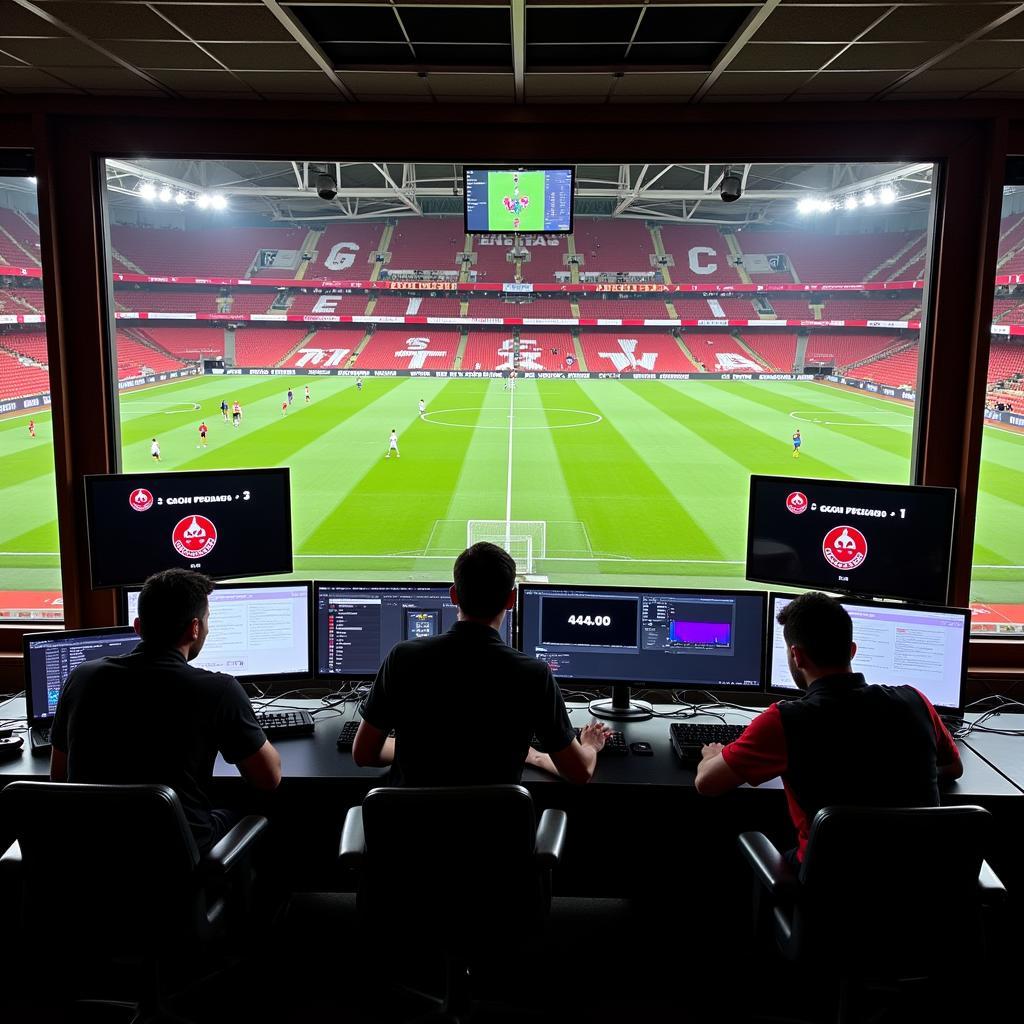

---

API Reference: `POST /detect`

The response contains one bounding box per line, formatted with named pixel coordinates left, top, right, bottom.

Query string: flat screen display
left=746, top=476, right=956, bottom=604
left=316, top=583, right=513, bottom=678
left=84, top=468, right=292, bottom=587
left=767, top=593, right=969, bottom=711
left=126, top=581, right=310, bottom=680
left=464, top=167, right=574, bottom=234
left=518, top=585, right=765, bottom=691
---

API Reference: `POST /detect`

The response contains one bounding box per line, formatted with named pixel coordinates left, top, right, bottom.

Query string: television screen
left=85, top=468, right=292, bottom=588
left=464, top=167, right=574, bottom=234
left=746, top=476, right=956, bottom=604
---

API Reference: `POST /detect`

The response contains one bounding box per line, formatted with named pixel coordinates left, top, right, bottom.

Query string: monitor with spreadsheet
left=315, top=583, right=513, bottom=679
left=23, top=627, right=142, bottom=726
left=518, top=585, right=766, bottom=695
left=767, top=593, right=969, bottom=711
left=126, top=581, right=311, bottom=681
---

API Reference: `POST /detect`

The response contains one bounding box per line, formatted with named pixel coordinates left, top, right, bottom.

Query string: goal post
left=467, top=520, right=547, bottom=573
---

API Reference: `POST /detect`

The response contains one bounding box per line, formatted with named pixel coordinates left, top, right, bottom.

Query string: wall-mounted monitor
left=464, top=167, right=575, bottom=234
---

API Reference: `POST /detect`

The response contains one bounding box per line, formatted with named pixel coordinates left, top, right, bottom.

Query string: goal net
left=467, top=520, right=547, bottom=574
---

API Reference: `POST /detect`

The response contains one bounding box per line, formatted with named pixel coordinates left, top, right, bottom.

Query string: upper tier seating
left=115, top=289, right=222, bottom=313
left=471, top=238, right=517, bottom=283
left=307, top=223, right=385, bottom=277
left=804, top=332, right=902, bottom=369
left=111, top=226, right=308, bottom=279
left=288, top=291, right=370, bottom=316
left=579, top=332, right=694, bottom=373
left=574, top=218, right=654, bottom=273
left=388, top=218, right=465, bottom=274
left=282, top=329, right=366, bottom=368
left=370, top=295, right=463, bottom=317
left=0, top=209, right=41, bottom=264
left=460, top=332, right=566, bottom=372
left=466, top=298, right=539, bottom=318
left=684, top=333, right=767, bottom=373
left=115, top=332, right=187, bottom=378
left=815, top=299, right=914, bottom=321
left=659, top=225, right=742, bottom=285
left=233, top=329, right=308, bottom=367
left=136, top=328, right=224, bottom=359
left=354, top=329, right=459, bottom=371
left=993, top=298, right=1024, bottom=324
left=1, top=332, right=47, bottom=363
left=741, top=332, right=798, bottom=371
left=997, top=216, right=1024, bottom=267
left=853, top=346, right=920, bottom=387
left=516, top=238, right=569, bottom=283
left=225, top=291, right=278, bottom=315
left=0, top=288, right=44, bottom=314
left=0, top=345, right=49, bottom=397
left=987, top=340, right=1024, bottom=383
left=758, top=299, right=814, bottom=320
left=577, top=298, right=672, bottom=319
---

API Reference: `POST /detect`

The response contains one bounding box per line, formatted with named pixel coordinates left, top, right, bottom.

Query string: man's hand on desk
left=579, top=723, right=612, bottom=752
left=701, top=742, right=726, bottom=760
left=526, top=746, right=559, bottom=777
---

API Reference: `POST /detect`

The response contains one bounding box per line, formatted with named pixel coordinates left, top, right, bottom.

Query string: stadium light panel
left=158, top=186, right=173, bottom=203
left=844, top=196, right=859, bottom=211
left=211, top=194, right=228, bottom=211
left=879, top=186, right=897, bottom=205
left=797, top=197, right=817, bottom=215
left=139, top=182, right=157, bottom=200
left=174, top=192, right=189, bottom=206
left=196, top=194, right=211, bottom=210
left=861, top=192, right=877, bottom=207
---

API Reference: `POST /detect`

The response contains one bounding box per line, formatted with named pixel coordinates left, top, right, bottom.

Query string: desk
left=961, top=712, right=1024, bottom=793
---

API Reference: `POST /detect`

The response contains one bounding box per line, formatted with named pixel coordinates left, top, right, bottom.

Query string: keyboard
left=30, top=724, right=51, bottom=756
left=670, top=722, right=746, bottom=765
left=531, top=728, right=628, bottom=755
left=336, top=721, right=394, bottom=751
left=255, top=709, right=315, bottom=739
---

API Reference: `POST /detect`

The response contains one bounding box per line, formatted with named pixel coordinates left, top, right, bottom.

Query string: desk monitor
left=315, top=583, right=514, bottom=679
left=518, top=585, right=767, bottom=721
left=767, top=593, right=969, bottom=713
left=746, top=475, right=956, bottom=605
left=23, top=627, right=141, bottom=727
left=463, top=167, right=575, bottom=234
left=126, top=581, right=311, bottom=681
left=84, top=467, right=292, bottom=588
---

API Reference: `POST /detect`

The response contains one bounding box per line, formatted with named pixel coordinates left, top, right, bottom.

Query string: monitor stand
left=589, top=684, right=653, bottom=723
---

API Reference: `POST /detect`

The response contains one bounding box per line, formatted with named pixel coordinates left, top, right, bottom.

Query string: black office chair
left=739, top=805, right=1006, bottom=1024
left=339, top=784, right=568, bottom=1022
left=0, top=781, right=268, bottom=1022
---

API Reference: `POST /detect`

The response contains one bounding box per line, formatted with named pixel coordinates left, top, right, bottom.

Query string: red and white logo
left=822, top=525, right=868, bottom=571
left=786, top=491, right=809, bottom=515
left=172, top=515, right=217, bottom=559
left=129, top=488, right=154, bottom=512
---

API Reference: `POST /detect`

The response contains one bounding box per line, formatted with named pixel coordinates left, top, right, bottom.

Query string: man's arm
left=694, top=742, right=745, bottom=796
left=50, top=745, right=67, bottom=782
left=237, top=739, right=282, bottom=791
left=352, top=720, right=395, bottom=767
left=548, top=723, right=610, bottom=784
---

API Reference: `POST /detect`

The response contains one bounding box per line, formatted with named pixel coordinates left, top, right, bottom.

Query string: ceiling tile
left=861, top=4, right=1020, bottom=43
left=934, top=42, right=1024, bottom=70
left=702, top=93, right=792, bottom=104
left=0, top=47, right=29, bottom=67
left=890, top=68, right=1011, bottom=94
left=36, top=1, right=179, bottom=40
left=106, top=41, right=221, bottom=70
left=634, top=4, right=755, bottom=42
left=154, top=3, right=293, bottom=42
left=39, top=65, right=161, bottom=90
left=729, top=43, right=845, bottom=72
left=797, top=70, right=907, bottom=95
left=0, top=0, right=62, bottom=35
left=323, top=43, right=414, bottom=66
left=826, top=42, right=947, bottom=72
left=981, top=11, right=1024, bottom=39
left=612, top=72, right=704, bottom=96
left=339, top=70, right=432, bottom=96
left=705, top=70, right=813, bottom=95
left=399, top=4, right=509, bottom=44
left=233, top=70, right=342, bottom=94
left=288, top=4, right=406, bottom=43
left=753, top=5, right=884, bottom=42
left=426, top=73, right=514, bottom=96
left=0, top=37, right=119, bottom=67
left=148, top=68, right=252, bottom=92
left=203, top=42, right=319, bottom=71
left=355, top=93, right=434, bottom=103
left=0, top=65, right=79, bottom=90
left=976, top=69, right=1024, bottom=92
left=526, top=72, right=612, bottom=96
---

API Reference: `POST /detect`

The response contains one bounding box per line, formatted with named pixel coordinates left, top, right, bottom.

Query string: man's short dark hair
left=137, top=568, right=214, bottom=648
left=777, top=591, right=853, bottom=669
left=453, top=542, right=516, bottom=619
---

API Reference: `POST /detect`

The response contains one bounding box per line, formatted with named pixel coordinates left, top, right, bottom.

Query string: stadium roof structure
left=0, top=1, right=1022, bottom=105
left=101, top=158, right=936, bottom=227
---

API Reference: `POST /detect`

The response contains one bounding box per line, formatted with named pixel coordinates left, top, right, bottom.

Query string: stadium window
left=0, top=167, right=62, bottom=623
left=99, top=159, right=936, bottom=590
left=971, top=175, right=1024, bottom=639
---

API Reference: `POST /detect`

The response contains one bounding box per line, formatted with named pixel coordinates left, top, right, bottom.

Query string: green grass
left=1, top=376, right=1022, bottom=604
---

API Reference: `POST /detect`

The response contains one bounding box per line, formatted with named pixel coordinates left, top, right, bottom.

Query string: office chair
left=339, top=784, right=568, bottom=1023
left=0, top=781, right=268, bottom=1023
left=738, top=805, right=1006, bottom=1024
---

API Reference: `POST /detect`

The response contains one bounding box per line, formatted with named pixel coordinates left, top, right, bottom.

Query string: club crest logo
left=129, top=488, right=154, bottom=512
left=786, top=491, right=808, bottom=515
left=172, top=515, right=217, bottom=559
left=822, top=525, right=868, bottom=571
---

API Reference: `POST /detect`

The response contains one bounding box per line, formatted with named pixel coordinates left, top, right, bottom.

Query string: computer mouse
left=0, top=736, right=24, bottom=759
left=630, top=742, right=653, bottom=756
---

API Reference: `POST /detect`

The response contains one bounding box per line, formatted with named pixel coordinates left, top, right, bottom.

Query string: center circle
left=421, top=406, right=603, bottom=430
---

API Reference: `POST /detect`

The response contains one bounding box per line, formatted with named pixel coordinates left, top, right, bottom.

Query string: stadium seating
left=136, top=327, right=225, bottom=360
left=110, top=225, right=308, bottom=278
left=307, top=223, right=385, bottom=277
left=515, top=298, right=575, bottom=318
left=0, top=209, right=41, bottom=265
left=516, top=239, right=569, bottom=283
left=388, top=218, right=465, bottom=274
left=994, top=299, right=1024, bottom=324
left=803, top=333, right=902, bottom=369
left=471, top=238, right=517, bottom=283
left=0, top=288, right=44, bottom=314
left=759, top=299, right=814, bottom=320
left=1, top=331, right=47, bottom=364
left=854, top=345, right=920, bottom=387
left=460, top=332, right=567, bottom=372
left=574, top=218, right=655, bottom=273
left=987, top=340, right=1024, bottom=384
left=114, top=332, right=187, bottom=378
left=0, top=346, right=49, bottom=396
left=741, top=332, right=798, bottom=371
left=370, top=294, right=457, bottom=317
left=354, top=329, right=459, bottom=371
left=579, top=332, right=695, bottom=373
left=997, top=216, right=1024, bottom=270
left=577, top=298, right=673, bottom=319
left=814, top=299, right=912, bottom=321
left=659, top=226, right=742, bottom=285
left=115, top=289, right=223, bottom=313
left=466, top=298, right=537, bottom=318
left=225, top=290, right=278, bottom=315
left=281, top=329, right=366, bottom=368
left=288, top=291, right=371, bottom=316
left=684, top=333, right=767, bottom=373
left=232, top=329, right=308, bottom=367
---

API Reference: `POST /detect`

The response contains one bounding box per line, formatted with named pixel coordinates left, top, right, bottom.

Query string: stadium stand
left=574, top=218, right=655, bottom=273
left=0, top=209, right=40, bottom=264
left=0, top=346, right=49, bottom=396
left=466, top=298, right=538, bottom=318
left=814, top=299, right=913, bottom=321
left=758, top=299, right=814, bottom=320
left=225, top=290, right=278, bottom=315
left=517, top=238, right=569, bottom=283
left=515, top=298, right=575, bottom=318
left=354, top=329, right=459, bottom=370
left=387, top=218, right=464, bottom=274
left=685, top=333, right=767, bottom=372
left=1, top=331, right=47, bottom=364
left=804, top=332, right=902, bottom=369
left=114, top=332, right=187, bottom=378
left=368, top=294, right=461, bottom=317
left=579, top=332, right=695, bottom=373
left=135, top=327, right=224, bottom=360
left=471, top=237, right=517, bottom=283
left=307, top=223, right=384, bottom=277
left=0, top=287, right=43, bottom=314
left=659, top=226, right=742, bottom=285
left=741, top=332, right=798, bottom=371
left=287, top=291, right=370, bottom=316
left=110, top=225, right=307, bottom=278
left=854, top=345, right=920, bottom=387
left=233, top=329, right=308, bottom=367
left=461, top=332, right=566, bottom=371
left=997, top=216, right=1024, bottom=268
left=577, top=298, right=673, bottom=319
left=994, top=298, right=1024, bottom=324
left=115, top=289, right=222, bottom=313
left=282, top=329, right=366, bottom=368
left=987, top=339, right=1024, bottom=384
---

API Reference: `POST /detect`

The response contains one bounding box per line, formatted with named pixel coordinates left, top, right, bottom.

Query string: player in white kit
left=418, top=399, right=426, bottom=416
left=150, top=438, right=161, bottom=461
left=386, top=429, right=400, bottom=459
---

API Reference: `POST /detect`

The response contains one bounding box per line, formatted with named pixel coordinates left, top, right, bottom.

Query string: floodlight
left=879, top=186, right=897, bottom=204
left=139, top=182, right=157, bottom=200
left=211, top=194, right=228, bottom=210
left=861, top=192, right=877, bottom=207
left=158, top=186, right=173, bottom=202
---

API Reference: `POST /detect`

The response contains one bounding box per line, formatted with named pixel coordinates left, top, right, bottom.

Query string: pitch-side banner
left=205, top=367, right=819, bottom=381
left=825, top=374, right=917, bottom=403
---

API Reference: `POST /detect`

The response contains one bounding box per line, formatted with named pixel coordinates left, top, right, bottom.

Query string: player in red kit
left=281, top=401, right=288, bottom=416
left=28, top=419, right=36, bottom=439
left=197, top=421, right=208, bottom=448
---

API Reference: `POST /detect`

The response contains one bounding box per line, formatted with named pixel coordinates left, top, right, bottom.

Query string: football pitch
left=1, top=375, right=1022, bottom=603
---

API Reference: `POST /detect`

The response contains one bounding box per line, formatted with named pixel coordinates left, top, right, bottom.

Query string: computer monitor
left=518, top=584, right=767, bottom=721
left=463, top=167, right=575, bottom=234
left=125, top=581, right=311, bottom=681
left=84, top=467, right=293, bottom=588
left=23, top=627, right=142, bottom=729
left=746, top=475, right=957, bottom=605
left=766, top=592, right=969, bottom=713
left=315, top=583, right=514, bottom=680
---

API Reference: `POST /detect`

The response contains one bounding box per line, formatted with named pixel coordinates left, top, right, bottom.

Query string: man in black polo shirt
left=353, top=542, right=610, bottom=784
left=50, top=568, right=282, bottom=852
left=695, top=591, right=962, bottom=864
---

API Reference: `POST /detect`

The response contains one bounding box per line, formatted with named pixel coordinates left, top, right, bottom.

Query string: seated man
left=353, top=542, right=610, bottom=784
left=51, top=568, right=282, bottom=852
left=695, top=591, right=962, bottom=866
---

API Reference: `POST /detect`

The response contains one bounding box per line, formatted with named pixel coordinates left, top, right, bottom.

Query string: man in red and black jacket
left=695, top=591, right=962, bottom=867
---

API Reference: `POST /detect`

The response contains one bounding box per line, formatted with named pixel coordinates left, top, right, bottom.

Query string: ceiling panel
left=149, top=68, right=253, bottom=92
left=106, top=41, right=220, bottom=70
left=889, top=68, right=1012, bottom=94
left=861, top=4, right=1021, bottom=43
left=154, top=3, right=295, bottom=41
left=0, top=65, right=78, bottom=90
left=753, top=6, right=884, bottom=42
left=826, top=42, right=948, bottom=72
left=234, top=70, right=340, bottom=93
left=37, top=1, right=178, bottom=40
left=706, top=70, right=814, bottom=95
left=797, top=70, right=908, bottom=95
left=204, top=42, right=319, bottom=71
left=0, top=0, right=62, bottom=36
left=729, top=43, right=845, bottom=72
left=934, top=41, right=1024, bottom=69
left=0, top=36, right=119, bottom=67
